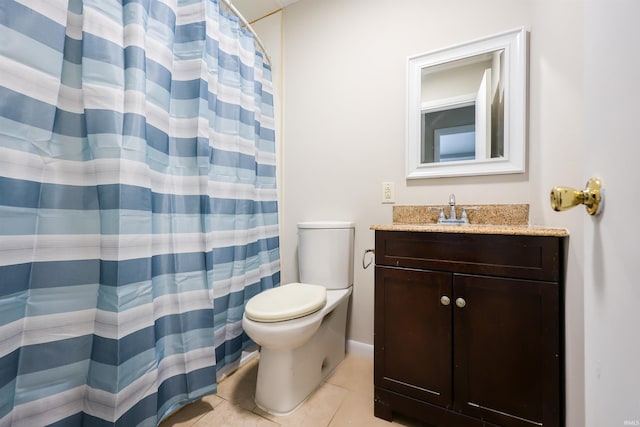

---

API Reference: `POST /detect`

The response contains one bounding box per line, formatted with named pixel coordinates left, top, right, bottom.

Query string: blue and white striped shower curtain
left=0, top=0, right=280, bottom=425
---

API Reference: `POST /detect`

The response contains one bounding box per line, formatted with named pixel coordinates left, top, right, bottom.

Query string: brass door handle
left=550, top=177, right=603, bottom=215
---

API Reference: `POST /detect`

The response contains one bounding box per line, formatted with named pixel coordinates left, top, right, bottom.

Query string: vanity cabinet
left=374, top=230, right=566, bottom=427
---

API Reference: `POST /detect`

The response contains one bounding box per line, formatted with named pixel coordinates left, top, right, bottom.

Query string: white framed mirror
left=406, top=28, right=528, bottom=179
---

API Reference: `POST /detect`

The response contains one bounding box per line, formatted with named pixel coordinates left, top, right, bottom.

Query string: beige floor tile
left=193, top=400, right=279, bottom=427
left=253, top=382, right=348, bottom=427
left=216, top=357, right=260, bottom=411
left=325, top=354, right=374, bottom=398
left=160, top=396, right=221, bottom=427
left=328, top=392, right=393, bottom=427
left=201, top=393, right=225, bottom=408
left=328, top=392, right=425, bottom=427
left=163, top=353, right=417, bottom=427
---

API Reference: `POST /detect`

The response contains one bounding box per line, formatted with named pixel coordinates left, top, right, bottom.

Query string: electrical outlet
left=382, top=182, right=395, bottom=204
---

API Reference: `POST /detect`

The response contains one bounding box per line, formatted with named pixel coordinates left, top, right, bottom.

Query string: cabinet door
left=375, top=266, right=453, bottom=407
left=453, top=274, right=560, bottom=427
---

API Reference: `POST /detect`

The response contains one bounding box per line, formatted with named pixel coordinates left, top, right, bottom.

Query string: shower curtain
left=0, top=0, right=279, bottom=425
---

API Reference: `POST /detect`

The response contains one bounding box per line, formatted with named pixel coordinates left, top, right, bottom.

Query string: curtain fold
left=0, top=0, right=279, bottom=425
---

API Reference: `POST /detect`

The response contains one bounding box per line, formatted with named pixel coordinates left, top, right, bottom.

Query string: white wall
left=254, top=0, right=585, bottom=425
left=281, top=0, right=535, bottom=340
left=250, top=10, right=285, bottom=232
left=584, top=1, right=640, bottom=425
left=529, top=1, right=585, bottom=425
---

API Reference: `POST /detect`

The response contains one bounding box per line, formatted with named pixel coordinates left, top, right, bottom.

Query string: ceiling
left=231, top=0, right=299, bottom=23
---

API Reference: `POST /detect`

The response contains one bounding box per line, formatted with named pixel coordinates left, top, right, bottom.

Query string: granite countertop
left=370, top=204, right=569, bottom=237
left=370, top=223, right=569, bottom=237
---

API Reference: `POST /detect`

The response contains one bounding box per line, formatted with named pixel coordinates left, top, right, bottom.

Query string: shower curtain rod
left=220, top=0, right=273, bottom=66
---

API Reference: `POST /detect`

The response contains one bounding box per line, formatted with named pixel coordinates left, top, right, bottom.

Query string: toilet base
left=254, top=296, right=349, bottom=415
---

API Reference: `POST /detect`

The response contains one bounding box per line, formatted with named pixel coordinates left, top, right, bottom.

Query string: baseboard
left=346, top=339, right=374, bottom=358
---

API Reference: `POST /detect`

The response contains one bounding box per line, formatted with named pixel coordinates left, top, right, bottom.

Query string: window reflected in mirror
left=420, top=50, right=504, bottom=164
left=422, top=106, right=475, bottom=163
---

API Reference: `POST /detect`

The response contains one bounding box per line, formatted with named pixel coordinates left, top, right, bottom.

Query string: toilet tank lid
left=297, top=221, right=355, bottom=229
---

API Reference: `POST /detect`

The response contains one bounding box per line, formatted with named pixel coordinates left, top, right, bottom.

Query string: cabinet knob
left=440, top=296, right=451, bottom=306
left=455, top=298, right=467, bottom=308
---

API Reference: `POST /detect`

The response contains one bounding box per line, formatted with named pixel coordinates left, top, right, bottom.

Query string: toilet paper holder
left=362, top=249, right=375, bottom=269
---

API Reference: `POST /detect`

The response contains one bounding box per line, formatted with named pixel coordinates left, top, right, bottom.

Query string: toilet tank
left=297, top=221, right=355, bottom=290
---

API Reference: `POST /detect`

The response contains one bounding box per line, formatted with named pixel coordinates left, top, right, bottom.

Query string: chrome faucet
left=430, top=194, right=478, bottom=225
left=448, top=194, right=457, bottom=221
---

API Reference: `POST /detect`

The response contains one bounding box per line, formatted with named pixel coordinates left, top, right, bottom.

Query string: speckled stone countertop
left=392, top=204, right=531, bottom=225
left=370, top=204, right=569, bottom=237
left=370, top=223, right=569, bottom=237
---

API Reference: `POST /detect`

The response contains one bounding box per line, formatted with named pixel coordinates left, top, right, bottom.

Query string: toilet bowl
left=241, top=221, right=354, bottom=415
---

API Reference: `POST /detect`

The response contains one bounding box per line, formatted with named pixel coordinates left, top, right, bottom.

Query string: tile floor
left=159, top=353, right=423, bottom=427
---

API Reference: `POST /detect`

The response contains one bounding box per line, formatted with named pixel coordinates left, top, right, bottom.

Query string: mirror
left=407, top=28, right=528, bottom=179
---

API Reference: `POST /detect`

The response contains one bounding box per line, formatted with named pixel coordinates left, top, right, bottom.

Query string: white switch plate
left=382, top=182, right=395, bottom=204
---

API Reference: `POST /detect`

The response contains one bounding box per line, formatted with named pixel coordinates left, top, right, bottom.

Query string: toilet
left=242, top=221, right=355, bottom=415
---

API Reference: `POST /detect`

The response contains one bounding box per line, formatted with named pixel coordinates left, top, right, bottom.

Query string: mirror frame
left=406, top=28, right=528, bottom=179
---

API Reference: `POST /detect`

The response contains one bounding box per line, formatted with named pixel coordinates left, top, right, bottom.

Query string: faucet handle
left=429, top=207, right=446, bottom=223
left=460, top=206, right=480, bottom=222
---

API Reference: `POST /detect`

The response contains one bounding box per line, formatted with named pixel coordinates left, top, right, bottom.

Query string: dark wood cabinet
left=374, top=230, right=566, bottom=427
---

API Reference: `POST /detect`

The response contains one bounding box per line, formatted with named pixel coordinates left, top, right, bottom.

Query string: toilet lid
left=245, top=283, right=327, bottom=323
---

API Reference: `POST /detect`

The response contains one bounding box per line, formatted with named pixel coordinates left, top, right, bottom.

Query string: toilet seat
left=245, top=283, right=327, bottom=322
